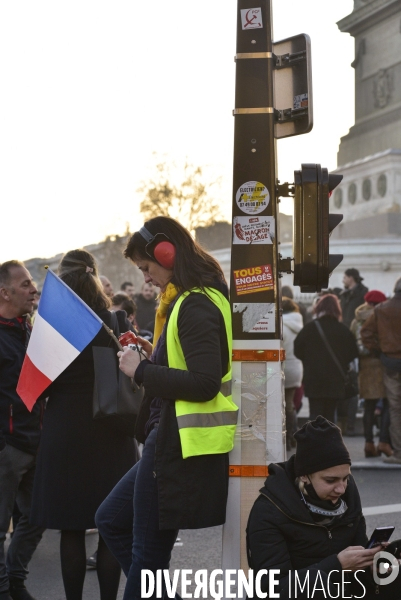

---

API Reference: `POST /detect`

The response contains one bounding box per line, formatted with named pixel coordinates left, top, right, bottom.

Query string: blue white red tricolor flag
left=17, top=269, right=103, bottom=411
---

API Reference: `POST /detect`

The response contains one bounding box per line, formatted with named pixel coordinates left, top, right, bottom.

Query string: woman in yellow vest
left=96, top=216, right=237, bottom=600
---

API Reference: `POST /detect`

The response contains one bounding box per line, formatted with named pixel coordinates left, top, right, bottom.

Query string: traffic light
left=293, top=164, right=343, bottom=292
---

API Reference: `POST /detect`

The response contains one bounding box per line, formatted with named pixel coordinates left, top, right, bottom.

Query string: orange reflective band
left=229, top=465, right=269, bottom=477
left=232, top=349, right=285, bottom=362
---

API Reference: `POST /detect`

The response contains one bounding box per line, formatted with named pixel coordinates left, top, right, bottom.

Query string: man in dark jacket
left=0, top=261, right=45, bottom=600
left=340, top=268, right=369, bottom=328
left=361, top=277, right=401, bottom=465
left=134, top=282, right=157, bottom=332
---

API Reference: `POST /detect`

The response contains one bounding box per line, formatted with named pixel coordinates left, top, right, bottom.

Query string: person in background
left=247, top=416, right=401, bottom=599
left=0, top=261, right=44, bottom=600
left=99, top=275, right=114, bottom=298
left=110, top=293, right=136, bottom=322
left=282, top=298, right=303, bottom=450
left=340, top=268, right=368, bottom=329
left=281, top=285, right=311, bottom=325
left=30, top=250, right=138, bottom=600
left=350, top=290, right=392, bottom=458
left=294, top=294, right=358, bottom=424
left=120, top=282, right=135, bottom=299
left=361, top=277, right=401, bottom=465
left=134, top=282, right=157, bottom=332
left=110, top=294, right=153, bottom=342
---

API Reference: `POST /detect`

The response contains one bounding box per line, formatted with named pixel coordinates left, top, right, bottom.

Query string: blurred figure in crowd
left=281, top=285, right=311, bottom=325
left=134, top=282, right=157, bottom=332
left=294, top=294, right=358, bottom=424
left=99, top=275, right=113, bottom=298
left=340, top=268, right=368, bottom=328
left=0, top=261, right=44, bottom=600
left=110, top=293, right=153, bottom=342
left=351, top=290, right=392, bottom=458
left=110, top=293, right=136, bottom=323
left=282, top=298, right=303, bottom=450
left=361, top=277, right=401, bottom=464
left=120, top=281, right=135, bottom=299
left=30, top=250, right=138, bottom=600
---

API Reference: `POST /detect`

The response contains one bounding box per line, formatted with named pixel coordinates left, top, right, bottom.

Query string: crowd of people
left=1, top=231, right=401, bottom=599
left=283, top=268, right=401, bottom=466
left=0, top=217, right=236, bottom=600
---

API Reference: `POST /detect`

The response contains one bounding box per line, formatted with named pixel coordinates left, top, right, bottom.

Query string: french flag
left=17, top=269, right=103, bottom=411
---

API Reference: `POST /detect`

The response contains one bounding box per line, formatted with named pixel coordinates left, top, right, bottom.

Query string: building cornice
left=338, top=0, right=400, bottom=37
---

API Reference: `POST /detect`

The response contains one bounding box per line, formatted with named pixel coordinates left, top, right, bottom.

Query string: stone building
left=282, top=0, right=401, bottom=297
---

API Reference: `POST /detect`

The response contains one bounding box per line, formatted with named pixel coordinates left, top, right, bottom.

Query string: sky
left=0, top=0, right=354, bottom=262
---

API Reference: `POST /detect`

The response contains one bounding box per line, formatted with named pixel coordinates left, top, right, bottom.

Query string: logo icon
left=373, top=551, right=400, bottom=586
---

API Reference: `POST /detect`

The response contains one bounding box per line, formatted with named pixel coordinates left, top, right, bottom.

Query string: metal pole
left=222, top=0, right=285, bottom=593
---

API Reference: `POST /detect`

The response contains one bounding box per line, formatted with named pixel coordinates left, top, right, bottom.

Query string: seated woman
left=247, top=416, right=400, bottom=599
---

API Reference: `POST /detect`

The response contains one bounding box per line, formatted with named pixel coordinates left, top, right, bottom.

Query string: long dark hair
left=124, top=217, right=226, bottom=292
left=58, top=249, right=111, bottom=312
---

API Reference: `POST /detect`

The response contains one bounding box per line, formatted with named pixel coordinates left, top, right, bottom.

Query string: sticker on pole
left=241, top=8, right=263, bottom=30
left=294, top=93, right=308, bottom=109
left=236, top=181, right=270, bottom=215
left=233, top=303, right=275, bottom=333
left=233, top=216, right=275, bottom=245
left=233, top=264, right=274, bottom=296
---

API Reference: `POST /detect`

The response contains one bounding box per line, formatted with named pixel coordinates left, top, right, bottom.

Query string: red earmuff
left=153, top=241, right=176, bottom=269
left=138, top=226, right=176, bottom=268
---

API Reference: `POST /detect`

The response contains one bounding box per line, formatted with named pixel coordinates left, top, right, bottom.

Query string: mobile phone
left=366, top=526, right=395, bottom=549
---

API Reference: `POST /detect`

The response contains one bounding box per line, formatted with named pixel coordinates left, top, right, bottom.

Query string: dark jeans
left=308, top=398, right=338, bottom=423
left=95, top=428, right=180, bottom=600
left=337, top=395, right=359, bottom=434
left=0, top=444, right=44, bottom=593
left=364, top=398, right=392, bottom=444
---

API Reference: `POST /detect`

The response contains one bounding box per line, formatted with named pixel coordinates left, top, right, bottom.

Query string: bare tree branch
left=137, top=154, right=223, bottom=232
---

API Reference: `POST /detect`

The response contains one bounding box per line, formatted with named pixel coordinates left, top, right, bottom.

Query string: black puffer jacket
left=0, top=316, right=43, bottom=454
left=247, top=455, right=367, bottom=596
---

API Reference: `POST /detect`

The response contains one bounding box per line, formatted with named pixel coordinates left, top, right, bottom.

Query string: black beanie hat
left=294, top=415, right=351, bottom=476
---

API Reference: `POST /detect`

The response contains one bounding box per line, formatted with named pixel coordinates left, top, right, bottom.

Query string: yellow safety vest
left=166, top=287, right=238, bottom=459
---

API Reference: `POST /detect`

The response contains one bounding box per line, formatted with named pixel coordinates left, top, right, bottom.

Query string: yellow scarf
left=153, top=283, right=179, bottom=346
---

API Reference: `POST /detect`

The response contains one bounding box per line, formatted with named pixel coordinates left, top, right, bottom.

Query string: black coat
left=294, top=316, right=358, bottom=399
left=31, top=309, right=137, bottom=530
left=246, top=455, right=367, bottom=596
left=134, top=294, right=157, bottom=331
left=340, top=283, right=369, bottom=328
left=0, top=316, right=44, bottom=454
left=135, top=289, right=230, bottom=530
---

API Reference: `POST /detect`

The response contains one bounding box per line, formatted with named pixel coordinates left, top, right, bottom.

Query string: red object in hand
left=119, top=331, right=138, bottom=347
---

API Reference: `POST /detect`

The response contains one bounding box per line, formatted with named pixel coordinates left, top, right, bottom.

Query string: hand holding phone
left=366, top=526, right=395, bottom=549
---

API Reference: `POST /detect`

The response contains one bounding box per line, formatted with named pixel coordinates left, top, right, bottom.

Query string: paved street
left=7, top=434, right=401, bottom=599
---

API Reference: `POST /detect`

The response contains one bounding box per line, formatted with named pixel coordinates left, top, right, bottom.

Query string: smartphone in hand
left=366, top=526, right=395, bottom=549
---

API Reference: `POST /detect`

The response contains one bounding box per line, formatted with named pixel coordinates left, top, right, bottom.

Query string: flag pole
left=101, top=322, right=124, bottom=351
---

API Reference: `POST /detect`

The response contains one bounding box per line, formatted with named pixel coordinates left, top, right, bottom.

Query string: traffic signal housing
left=293, top=164, right=343, bottom=292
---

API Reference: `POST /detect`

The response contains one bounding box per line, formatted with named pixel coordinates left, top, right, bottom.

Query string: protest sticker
left=233, top=303, right=275, bottom=333
left=294, top=93, right=308, bottom=109
left=240, top=8, right=263, bottom=30
left=236, top=181, right=270, bottom=215
left=233, top=264, right=274, bottom=296
left=233, top=216, right=275, bottom=245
